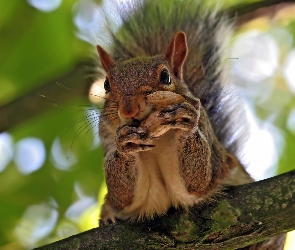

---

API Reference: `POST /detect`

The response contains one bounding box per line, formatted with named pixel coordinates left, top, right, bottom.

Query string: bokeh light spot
left=73, top=0, right=103, bottom=44
left=232, top=31, right=279, bottom=83
left=56, top=221, right=79, bottom=239
left=27, top=0, right=62, bottom=12
left=284, top=50, right=295, bottom=93
left=0, top=132, right=14, bottom=172
left=287, top=108, right=295, bottom=133
left=14, top=137, right=46, bottom=175
left=50, top=137, right=77, bottom=170
left=14, top=204, right=58, bottom=248
left=65, top=197, right=96, bottom=223
left=242, top=103, right=283, bottom=180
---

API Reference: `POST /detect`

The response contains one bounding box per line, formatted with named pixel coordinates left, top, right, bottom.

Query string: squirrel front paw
left=142, top=102, right=200, bottom=137
left=115, top=125, right=155, bottom=153
left=160, top=102, right=199, bottom=129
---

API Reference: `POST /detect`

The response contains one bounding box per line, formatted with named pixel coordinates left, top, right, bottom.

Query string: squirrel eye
left=159, top=69, right=171, bottom=85
left=104, top=78, right=111, bottom=93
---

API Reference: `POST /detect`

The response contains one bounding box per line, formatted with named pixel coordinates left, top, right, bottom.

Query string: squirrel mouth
left=129, top=119, right=141, bottom=127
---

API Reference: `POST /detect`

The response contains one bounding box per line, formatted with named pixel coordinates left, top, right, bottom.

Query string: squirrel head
left=97, top=32, right=188, bottom=124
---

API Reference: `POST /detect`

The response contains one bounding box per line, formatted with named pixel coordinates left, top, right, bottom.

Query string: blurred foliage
left=0, top=0, right=295, bottom=250
left=0, top=0, right=103, bottom=249
left=0, top=1, right=89, bottom=105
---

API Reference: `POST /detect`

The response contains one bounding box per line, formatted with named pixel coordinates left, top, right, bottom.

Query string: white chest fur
left=120, top=130, right=198, bottom=219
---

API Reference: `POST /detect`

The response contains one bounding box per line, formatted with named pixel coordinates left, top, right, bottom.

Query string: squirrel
left=95, top=0, right=286, bottom=249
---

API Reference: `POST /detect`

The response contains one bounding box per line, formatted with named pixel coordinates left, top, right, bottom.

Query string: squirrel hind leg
left=99, top=201, right=118, bottom=226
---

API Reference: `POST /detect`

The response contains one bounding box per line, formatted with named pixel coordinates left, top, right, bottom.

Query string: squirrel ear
left=164, top=32, right=188, bottom=78
left=96, top=45, right=115, bottom=72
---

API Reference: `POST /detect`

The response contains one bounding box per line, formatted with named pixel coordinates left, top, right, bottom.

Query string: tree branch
left=0, top=62, right=92, bottom=132
left=34, top=169, right=295, bottom=250
left=227, top=0, right=295, bottom=25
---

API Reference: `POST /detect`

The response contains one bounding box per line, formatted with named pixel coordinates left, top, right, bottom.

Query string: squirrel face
left=97, top=32, right=189, bottom=126
left=103, top=56, right=178, bottom=124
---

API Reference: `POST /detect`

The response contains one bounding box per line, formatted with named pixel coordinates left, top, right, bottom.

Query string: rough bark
left=34, top=169, right=295, bottom=250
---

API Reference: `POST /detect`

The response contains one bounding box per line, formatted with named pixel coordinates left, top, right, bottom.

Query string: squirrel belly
left=112, top=128, right=250, bottom=221
left=117, top=130, right=198, bottom=220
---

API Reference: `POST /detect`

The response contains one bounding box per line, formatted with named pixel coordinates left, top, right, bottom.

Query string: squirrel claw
left=118, top=142, right=155, bottom=153
left=99, top=218, right=116, bottom=226
left=116, top=125, right=154, bottom=153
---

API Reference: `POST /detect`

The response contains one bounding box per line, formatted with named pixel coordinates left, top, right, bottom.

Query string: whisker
left=61, top=110, right=99, bottom=136
left=91, top=130, right=101, bottom=145
left=70, top=110, right=102, bottom=149
left=71, top=122, right=92, bottom=149
left=89, top=93, right=107, bottom=100
left=38, top=94, right=59, bottom=107
left=82, top=119, right=100, bottom=143
left=55, top=81, right=83, bottom=94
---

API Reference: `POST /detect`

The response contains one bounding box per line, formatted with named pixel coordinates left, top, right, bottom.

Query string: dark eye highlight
left=159, top=69, right=171, bottom=85
left=104, top=78, right=111, bottom=93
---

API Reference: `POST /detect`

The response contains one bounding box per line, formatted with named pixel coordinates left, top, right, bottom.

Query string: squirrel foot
left=99, top=202, right=117, bottom=226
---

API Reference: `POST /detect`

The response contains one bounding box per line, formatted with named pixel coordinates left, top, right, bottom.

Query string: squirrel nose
left=118, top=97, right=141, bottom=119
left=119, top=95, right=146, bottom=119
left=119, top=105, right=140, bottom=119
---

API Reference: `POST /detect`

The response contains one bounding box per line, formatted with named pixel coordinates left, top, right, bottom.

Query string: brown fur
left=95, top=2, right=286, bottom=248
left=98, top=33, right=251, bottom=220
